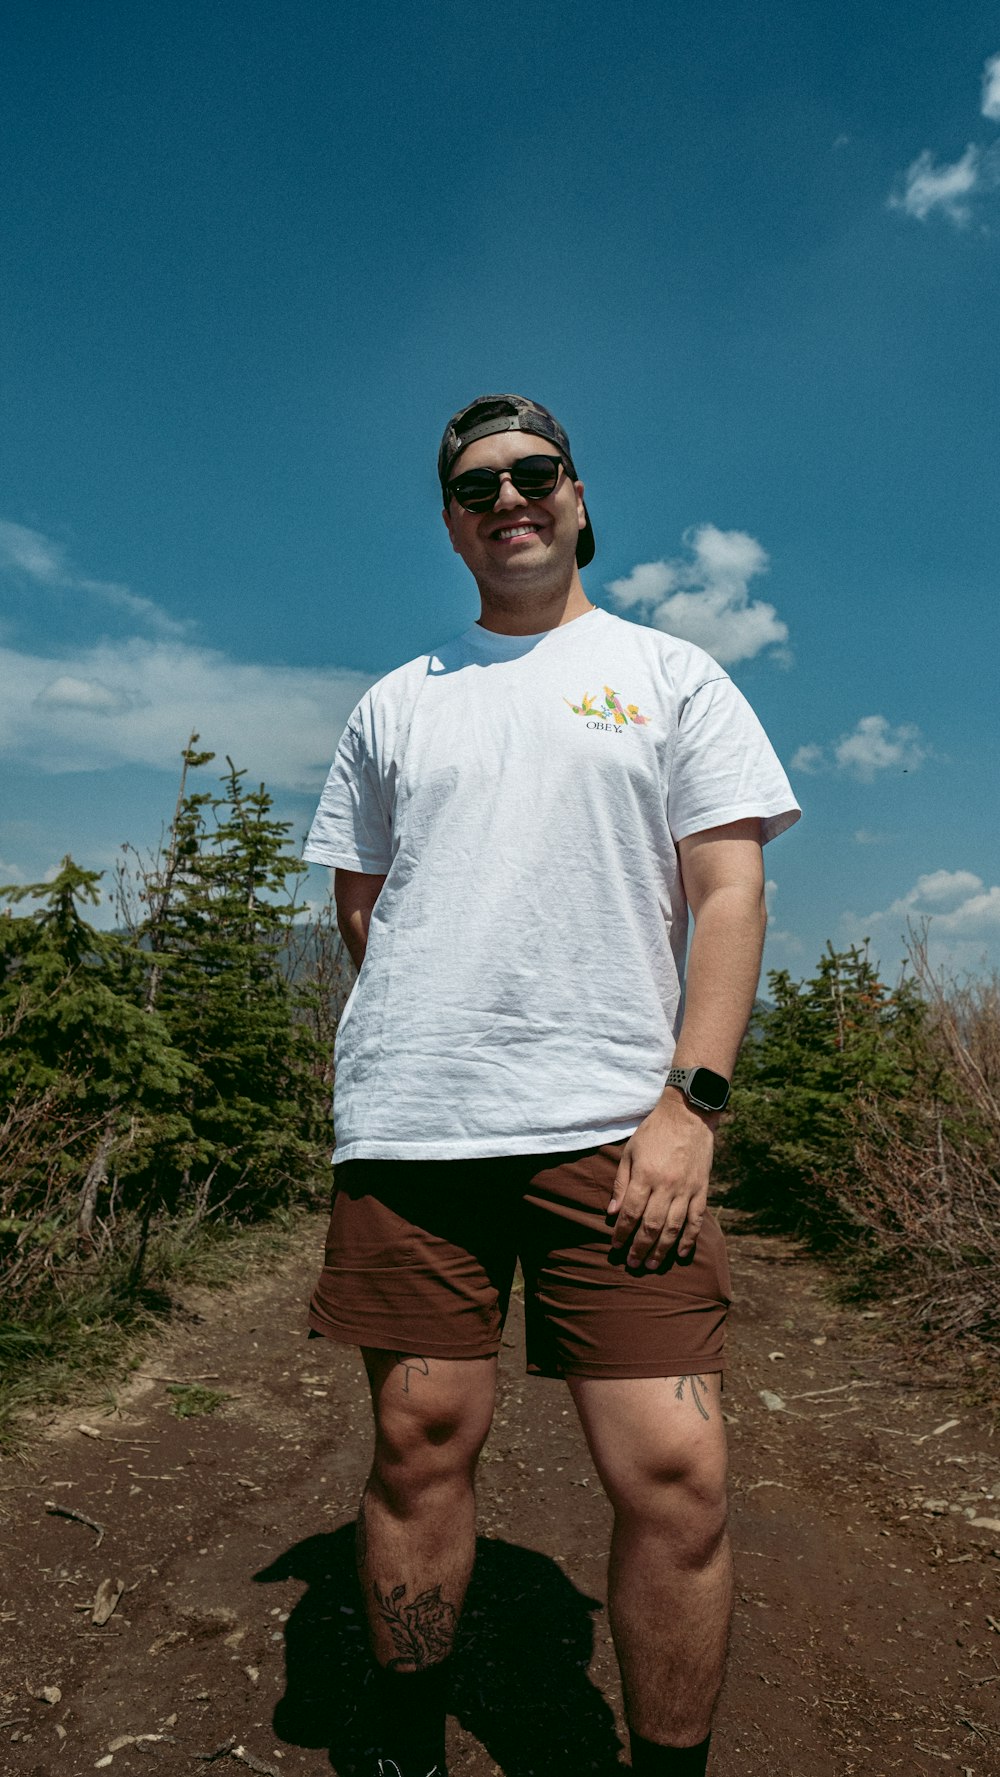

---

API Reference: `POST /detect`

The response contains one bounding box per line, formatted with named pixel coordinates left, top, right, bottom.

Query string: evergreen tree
left=720, top=942, right=928, bottom=1240
left=132, top=745, right=331, bottom=1218
left=0, top=858, right=193, bottom=1246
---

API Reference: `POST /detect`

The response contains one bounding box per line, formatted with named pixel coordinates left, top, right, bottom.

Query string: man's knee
left=364, top=1350, right=495, bottom=1494
left=607, top=1451, right=730, bottom=1568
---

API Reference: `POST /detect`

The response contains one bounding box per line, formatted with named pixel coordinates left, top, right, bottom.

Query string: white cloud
left=0, top=518, right=189, bottom=638
left=833, top=714, right=926, bottom=780
left=890, top=144, right=982, bottom=225
left=845, top=869, right=1000, bottom=974
left=761, top=877, right=802, bottom=954
left=908, top=867, right=985, bottom=909
left=890, top=49, right=1000, bottom=226
left=35, top=675, right=138, bottom=714
left=605, top=524, right=789, bottom=665
left=791, top=742, right=825, bottom=775
left=982, top=51, right=1000, bottom=121
left=0, top=637, right=374, bottom=791
left=793, top=715, right=926, bottom=782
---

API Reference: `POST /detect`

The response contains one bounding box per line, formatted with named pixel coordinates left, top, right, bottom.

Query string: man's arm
left=607, top=817, right=767, bottom=1269
left=335, top=867, right=388, bottom=972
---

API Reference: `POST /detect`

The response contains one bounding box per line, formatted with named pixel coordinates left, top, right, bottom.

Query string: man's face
left=442, top=430, right=586, bottom=585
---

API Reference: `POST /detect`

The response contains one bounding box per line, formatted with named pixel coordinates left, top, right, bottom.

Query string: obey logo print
left=563, top=684, right=651, bottom=731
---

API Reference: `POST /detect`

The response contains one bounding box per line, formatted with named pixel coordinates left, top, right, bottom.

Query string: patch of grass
left=166, top=1382, right=231, bottom=1419
left=0, top=1202, right=318, bottom=1449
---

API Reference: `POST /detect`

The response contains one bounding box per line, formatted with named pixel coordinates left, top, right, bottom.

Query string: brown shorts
left=308, top=1143, right=732, bottom=1380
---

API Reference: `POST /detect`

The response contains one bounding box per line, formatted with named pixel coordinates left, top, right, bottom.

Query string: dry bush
left=0, top=1088, right=102, bottom=1305
left=836, top=937, right=1000, bottom=1349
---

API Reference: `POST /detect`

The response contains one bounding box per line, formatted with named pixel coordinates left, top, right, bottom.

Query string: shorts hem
left=307, top=1309, right=499, bottom=1360
left=527, top=1359, right=726, bottom=1380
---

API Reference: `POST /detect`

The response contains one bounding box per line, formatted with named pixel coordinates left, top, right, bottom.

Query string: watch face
left=688, top=1067, right=730, bottom=1112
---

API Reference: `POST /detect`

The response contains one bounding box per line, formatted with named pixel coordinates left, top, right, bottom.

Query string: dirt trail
left=1, top=1207, right=997, bottom=1777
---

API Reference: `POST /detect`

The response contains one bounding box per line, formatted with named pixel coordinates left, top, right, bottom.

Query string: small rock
left=95, top=1759, right=113, bottom=1769
left=920, top=1500, right=949, bottom=1515
left=759, top=1389, right=786, bottom=1412
left=811, top=1335, right=827, bottom=1346
left=245, top=1665, right=260, bottom=1686
left=767, top=1351, right=786, bottom=1362
left=968, top=1517, right=1000, bottom=1533
left=27, top=1682, right=62, bottom=1705
left=92, top=1578, right=124, bottom=1627
left=147, top=1629, right=187, bottom=1656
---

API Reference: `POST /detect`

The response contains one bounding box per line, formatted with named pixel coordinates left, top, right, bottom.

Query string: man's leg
left=568, top=1371, right=731, bottom=1771
left=359, top=1349, right=498, bottom=1773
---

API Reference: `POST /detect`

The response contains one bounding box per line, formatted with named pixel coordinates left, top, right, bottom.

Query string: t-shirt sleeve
left=303, top=708, right=393, bottom=872
left=667, top=674, right=800, bottom=846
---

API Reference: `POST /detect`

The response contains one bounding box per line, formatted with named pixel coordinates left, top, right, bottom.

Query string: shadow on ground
left=256, top=1524, right=624, bottom=1775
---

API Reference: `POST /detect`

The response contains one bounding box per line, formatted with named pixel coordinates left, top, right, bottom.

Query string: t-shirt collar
left=461, top=605, right=602, bottom=659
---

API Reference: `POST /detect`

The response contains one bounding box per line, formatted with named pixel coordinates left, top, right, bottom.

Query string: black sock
left=629, top=1729, right=711, bottom=1775
left=372, top=1658, right=451, bottom=1774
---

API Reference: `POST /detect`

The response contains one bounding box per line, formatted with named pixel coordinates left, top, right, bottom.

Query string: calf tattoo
left=373, top=1578, right=458, bottom=1668
left=674, top=1373, right=711, bottom=1420
left=393, top=1353, right=430, bottom=1394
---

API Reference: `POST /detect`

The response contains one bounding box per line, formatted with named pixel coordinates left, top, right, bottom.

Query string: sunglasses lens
left=450, top=472, right=500, bottom=512
left=511, top=456, right=561, bottom=498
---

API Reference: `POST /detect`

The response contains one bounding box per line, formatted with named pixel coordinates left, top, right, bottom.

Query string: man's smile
left=490, top=520, right=543, bottom=543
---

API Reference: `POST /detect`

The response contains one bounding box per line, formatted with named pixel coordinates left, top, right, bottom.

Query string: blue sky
left=2, top=0, right=999, bottom=979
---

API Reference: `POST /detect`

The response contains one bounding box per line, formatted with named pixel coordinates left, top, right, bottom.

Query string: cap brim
left=577, top=506, right=595, bottom=569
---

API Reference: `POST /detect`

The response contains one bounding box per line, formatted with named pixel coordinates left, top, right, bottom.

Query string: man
left=304, top=393, right=799, bottom=1777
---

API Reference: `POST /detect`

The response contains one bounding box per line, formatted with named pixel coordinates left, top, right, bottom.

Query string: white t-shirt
left=305, top=606, right=799, bottom=1161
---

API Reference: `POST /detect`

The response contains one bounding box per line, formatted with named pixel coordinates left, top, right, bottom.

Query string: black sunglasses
left=445, top=453, right=567, bottom=513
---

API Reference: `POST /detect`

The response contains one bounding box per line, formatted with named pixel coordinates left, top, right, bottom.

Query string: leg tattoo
left=373, top=1579, right=458, bottom=1668
left=393, top=1353, right=431, bottom=1394
left=674, top=1374, right=711, bottom=1421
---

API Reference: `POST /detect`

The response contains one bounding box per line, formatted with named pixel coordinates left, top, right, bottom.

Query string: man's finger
left=650, top=1208, right=702, bottom=1267
left=675, top=1209, right=705, bottom=1261
left=607, top=1148, right=632, bottom=1216
left=632, top=1215, right=689, bottom=1272
left=625, top=1204, right=682, bottom=1268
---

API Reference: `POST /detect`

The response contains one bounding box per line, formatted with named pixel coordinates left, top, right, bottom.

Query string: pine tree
left=0, top=858, right=193, bottom=1246
left=131, top=746, right=332, bottom=1220
left=720, top=942, right=927, bottom=1240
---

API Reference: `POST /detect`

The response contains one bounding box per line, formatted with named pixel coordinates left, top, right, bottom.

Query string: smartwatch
left=665, top=1066, right=731, bottom=1113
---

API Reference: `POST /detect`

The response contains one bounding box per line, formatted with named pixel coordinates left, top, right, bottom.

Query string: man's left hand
left=607, top=1092, right=718, bottom=1269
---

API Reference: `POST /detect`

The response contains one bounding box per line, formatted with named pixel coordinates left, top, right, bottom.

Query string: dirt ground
left=1, top=1205, right=998, bottom=1777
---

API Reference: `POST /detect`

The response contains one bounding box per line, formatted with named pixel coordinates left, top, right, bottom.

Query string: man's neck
left=475, top=574, right=593, bottom=637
